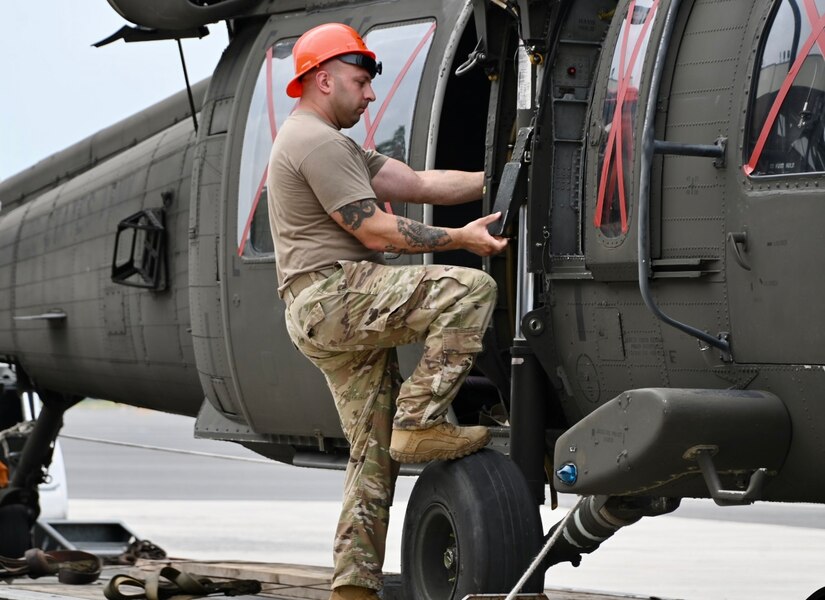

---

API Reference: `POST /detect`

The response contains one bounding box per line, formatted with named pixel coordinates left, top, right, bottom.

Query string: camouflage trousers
left=283, top=260, right=497, bottom=590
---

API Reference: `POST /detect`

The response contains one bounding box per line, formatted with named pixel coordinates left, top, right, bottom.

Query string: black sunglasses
left=337, top=53, right=383, bottom=78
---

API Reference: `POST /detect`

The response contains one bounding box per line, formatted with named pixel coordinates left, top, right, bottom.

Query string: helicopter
left=2, top=0, right=824, bottom=597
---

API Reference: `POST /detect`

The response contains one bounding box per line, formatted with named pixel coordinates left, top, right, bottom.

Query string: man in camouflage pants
left=268, top=23, right=507, bottom=600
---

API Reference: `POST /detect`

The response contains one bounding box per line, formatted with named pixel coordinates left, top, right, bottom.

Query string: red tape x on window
left=237, top=24, right=436, bottom=256
left=745, top=0, right=825, bottom=175
left=594, top=0, right=659, bottom=235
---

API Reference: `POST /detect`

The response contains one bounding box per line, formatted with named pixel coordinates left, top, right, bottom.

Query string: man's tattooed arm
left=334, top=199, right=455, bottom=254
left=392, top=217, right=451, bottom=253
left=336, top=199, right=377, bottom=231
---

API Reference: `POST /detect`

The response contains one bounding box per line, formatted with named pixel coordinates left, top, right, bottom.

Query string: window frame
left=744, top=0, right=825, bottom=179
left=234, top=18, right=438, bottom=261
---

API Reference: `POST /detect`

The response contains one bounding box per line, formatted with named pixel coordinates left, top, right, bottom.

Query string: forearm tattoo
left=394, top=217, right=451, bottom=252
left=337, top=199, right=377, bottom=231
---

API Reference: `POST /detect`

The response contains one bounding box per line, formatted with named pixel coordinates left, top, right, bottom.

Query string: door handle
left=727, top=231, right=751, bottom=271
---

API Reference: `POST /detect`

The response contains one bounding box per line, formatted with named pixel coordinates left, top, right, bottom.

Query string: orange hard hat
left=286, top=23, right=381, bottom=98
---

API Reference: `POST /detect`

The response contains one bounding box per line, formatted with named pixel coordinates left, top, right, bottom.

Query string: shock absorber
left=542, top=495, right=681, bottom=568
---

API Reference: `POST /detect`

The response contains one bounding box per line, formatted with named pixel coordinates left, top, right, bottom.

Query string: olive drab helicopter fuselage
left=2, top=0, right=825, bottom=596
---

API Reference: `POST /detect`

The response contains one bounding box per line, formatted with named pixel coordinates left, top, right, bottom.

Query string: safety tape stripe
left=614, top=0, right=634, bottom=233
left=594, top=0, right=660, bottom=233
left=615, top=1, right=658, bottom=234
left=804, top=0, right=825, bottom=60
left=237, top=168, right=270, bottom=256
left=362, top=105, right=373, bottom=135
left=595, top=0, right=659, bottom=232
left=239, top=47, right=305, bottom=255
left=745, top=5, right=825, bottom=175
left=363, top=22, right=436, bottom=150
left=573, top=507, right=610, bottom=543
left=562, top=525, right=585, bottom=548
left=237, top=48, right=280, bottom=255
left=594, top=0, right=638, bottom=230
left=363, top=22, right=436, bottom=214
left=238, top=23, right=436, bottom=254
left=265, top=46, right=278, bottom=140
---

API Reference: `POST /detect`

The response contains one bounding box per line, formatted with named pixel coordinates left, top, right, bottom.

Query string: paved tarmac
left=57, top=401, right=825, bottom=600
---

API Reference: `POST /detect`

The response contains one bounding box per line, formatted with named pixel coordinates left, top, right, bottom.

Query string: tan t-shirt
left=267, top=112, right=388, bottom=295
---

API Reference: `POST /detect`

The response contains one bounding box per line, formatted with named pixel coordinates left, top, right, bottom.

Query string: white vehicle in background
left=1, top=363, right=69, bottom=553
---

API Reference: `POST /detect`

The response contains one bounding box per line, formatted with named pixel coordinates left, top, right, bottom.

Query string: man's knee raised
left=465, top=269, right=497, bottom=304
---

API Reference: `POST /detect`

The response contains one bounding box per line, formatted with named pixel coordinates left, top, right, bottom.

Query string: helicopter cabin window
left=594, top=0, right=659, bottom=239
left=746, top=0, right=825, bottom=176
left=236, top=20, right=436, bottom=258
left=237, top=39, right=295, bottom=256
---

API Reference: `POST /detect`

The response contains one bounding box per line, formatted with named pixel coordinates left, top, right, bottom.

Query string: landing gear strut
left=0, top=386, right=81, bottom=557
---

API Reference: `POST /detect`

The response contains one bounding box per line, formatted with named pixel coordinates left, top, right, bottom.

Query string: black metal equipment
left=1, top=390, right=82, bottom=556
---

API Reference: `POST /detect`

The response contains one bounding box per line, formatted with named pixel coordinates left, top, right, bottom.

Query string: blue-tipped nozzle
left=555, top=462, right=578, bottom=486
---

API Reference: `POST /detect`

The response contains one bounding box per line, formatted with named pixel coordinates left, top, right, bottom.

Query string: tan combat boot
left=389, top=422, right=491, bottom=463
left=329, top=585, right=380, bottom=600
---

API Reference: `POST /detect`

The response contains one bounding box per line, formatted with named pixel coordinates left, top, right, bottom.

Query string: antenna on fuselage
left=93, top=24, right=209, bottom=134
left=176, top=39, right=198, bottom=134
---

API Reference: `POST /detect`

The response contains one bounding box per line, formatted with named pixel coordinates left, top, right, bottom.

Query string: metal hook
left=689, top=446, right=766, bottom=506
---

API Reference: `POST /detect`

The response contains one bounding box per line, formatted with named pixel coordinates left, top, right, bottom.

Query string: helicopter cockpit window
left=746, top=0, right=825, bottom=176
left=236, top=20, right=436, bottom=258
left=594, top=0, right=659, bottom=239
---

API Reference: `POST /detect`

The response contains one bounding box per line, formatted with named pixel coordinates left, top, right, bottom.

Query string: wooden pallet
left=0, top=559, right=673, bottom=600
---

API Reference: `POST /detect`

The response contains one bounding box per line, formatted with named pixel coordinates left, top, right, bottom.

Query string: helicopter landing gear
left=0, top=504, right=31, bottom=557
left=0, top=388, right=81, bottom=557
left=401, top=449, right=543, bottom=599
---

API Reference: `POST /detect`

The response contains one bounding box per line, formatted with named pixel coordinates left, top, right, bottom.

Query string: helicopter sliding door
left=728, top=0, right=825, bottom=364
left=217, top=1, right=465, bottom=439
left=576, top=0, right=751, bottom=384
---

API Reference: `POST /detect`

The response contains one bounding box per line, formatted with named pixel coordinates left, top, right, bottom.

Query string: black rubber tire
left=806, top=587, right=825, bottom=600
left=401, top=449, right=544, bottom=599
left=0, top=504, right=33, bottom=557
